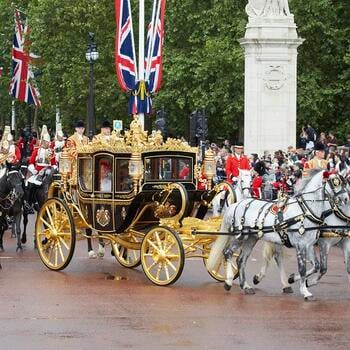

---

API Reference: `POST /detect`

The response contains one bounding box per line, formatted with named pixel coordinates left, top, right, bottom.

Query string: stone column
left=239, top=1, right=304, bottom=156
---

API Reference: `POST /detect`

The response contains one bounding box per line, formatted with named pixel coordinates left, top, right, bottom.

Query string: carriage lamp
left=59, top=148, right=72, bottom=176
left=204, top=149, right=216, bottom=190
left=129, top=152, right=144, bottom=195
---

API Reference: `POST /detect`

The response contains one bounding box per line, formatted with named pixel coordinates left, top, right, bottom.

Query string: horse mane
left=294, top=169, right=322, bottom=194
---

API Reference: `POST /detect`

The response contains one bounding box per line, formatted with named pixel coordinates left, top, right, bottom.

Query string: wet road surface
left=0, top=217, right=350, bottom=350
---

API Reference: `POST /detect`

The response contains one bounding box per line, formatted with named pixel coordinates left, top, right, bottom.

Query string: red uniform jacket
left=225, top=154, right=251, bottom=184
left=252, top=176, right=263, bottom=198
left=28, top=146, right=56, bottom=172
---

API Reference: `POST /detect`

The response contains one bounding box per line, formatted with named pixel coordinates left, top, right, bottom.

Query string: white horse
left=212, top=169, right=252, bottom=217
left=256, top=172, right=350, bottom=290
left=287, top=174, right=350, bottom=287
left=212, top=169, right=294, bottom=293
left=207, top=170, right=349, bottom=300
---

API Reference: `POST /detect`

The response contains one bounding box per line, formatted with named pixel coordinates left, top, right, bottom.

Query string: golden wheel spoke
left=54, top=245, right=58, bottom=266
left=57, top=232, right=72, bottom=238
left=165, top=258, right=177, bottom=272
left=156, top=262, right=163, bottom=280
left=58, top=236, right=69, bottom=250
left=165, top=254, right=179, bottom=260
left=57, top=240, right=65, bottom=262
left=40, top=217, right=54, bottom=231
left=164, top=240, right=175, bottom=254
left=147, top=261, right=157, bottom=272
left=155, top=232, right=163, bottom=251
left=146, top=239, right=161, bottom=254
left=46, top=207, right=55, bottom=228
left=164, top=264, right=170, bottom=280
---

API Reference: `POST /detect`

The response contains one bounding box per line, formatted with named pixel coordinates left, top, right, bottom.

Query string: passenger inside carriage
left=98, top=159, right=112, bottom=192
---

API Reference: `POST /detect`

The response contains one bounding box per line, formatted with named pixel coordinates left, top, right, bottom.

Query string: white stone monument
left=239, top=0, right=304, bottom=155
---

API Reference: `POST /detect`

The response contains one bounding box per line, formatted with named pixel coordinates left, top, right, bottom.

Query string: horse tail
left=207, top=234, right=230, bottom=272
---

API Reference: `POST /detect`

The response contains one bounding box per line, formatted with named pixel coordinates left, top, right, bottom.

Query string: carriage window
left=79, top=158, right=92, bottom=192
left=144, top=157, right=192, bottom=181
left=95, top=156, right=113, bottom=192
left=115, top=159, right=133, bottom=192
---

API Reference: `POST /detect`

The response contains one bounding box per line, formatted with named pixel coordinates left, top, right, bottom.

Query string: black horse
left=0, top=166, right=25, bottom=252
left=21, top=167, right=58, bottom=247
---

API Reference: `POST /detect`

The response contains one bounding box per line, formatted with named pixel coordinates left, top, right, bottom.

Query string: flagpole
left=146, top=0, right=157, bottom=79
left=138, top=0, right=145, bottom=130
left=146, top=0, right=161, bottom=81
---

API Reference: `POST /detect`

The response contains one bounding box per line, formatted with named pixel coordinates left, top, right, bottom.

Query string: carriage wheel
left=112, top=235, right=141, bottom=268
left=35, top=198, right=76, bottom=271
left=141, top=226, right=184, bottom=286
left=203, top=243, right=239, bottom=282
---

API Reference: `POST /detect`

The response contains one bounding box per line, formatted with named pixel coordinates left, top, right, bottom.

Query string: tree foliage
left=0, top=0, right=349, bottom=141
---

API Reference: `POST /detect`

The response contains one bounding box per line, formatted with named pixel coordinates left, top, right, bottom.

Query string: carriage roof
left=76, top=117, right=198, bottom=157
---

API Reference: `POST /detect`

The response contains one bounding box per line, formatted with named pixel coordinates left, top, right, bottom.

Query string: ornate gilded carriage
left=35, top=119, right=237, bottom=285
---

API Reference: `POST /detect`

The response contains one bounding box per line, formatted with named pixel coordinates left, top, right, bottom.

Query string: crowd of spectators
left=210, top=126, right=350, bottom=200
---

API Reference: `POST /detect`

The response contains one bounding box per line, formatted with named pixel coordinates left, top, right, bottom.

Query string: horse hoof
left=283, top=286, right=293, bottom=294
left=244, top=288, right=256, bottom=295
left=288, top=273, right=295, bottom=284
left=253, top=275, right=260, bottom=285
left=224, top=283, right=232, bottom=291
left=304, top=295, right=315, bottom=301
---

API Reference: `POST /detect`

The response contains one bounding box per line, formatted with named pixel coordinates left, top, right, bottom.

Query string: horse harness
left=228, top=181, right=350, bottom=247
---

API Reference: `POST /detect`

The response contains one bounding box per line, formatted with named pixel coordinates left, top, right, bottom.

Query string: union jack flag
left=9, top=9, right=41, bottom=106
left=145, top=0, right=166, bottom=94
left=115, top=0, right=137, bottom=92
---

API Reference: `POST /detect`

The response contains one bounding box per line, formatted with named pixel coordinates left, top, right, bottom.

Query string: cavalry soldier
left=225, top=143, right=251, bottom=184
left=93, top=120, right=112, bottom=143
left=303, top=142, right=328, bottom=177
left=25, top=125, right=56, bottom=211
left=0, top=126, right=21, bottom=166
left=54, top=123, right=65, bottom=163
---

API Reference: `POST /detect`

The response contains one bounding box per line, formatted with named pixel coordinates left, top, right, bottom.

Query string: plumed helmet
left=2, top=126, right=12, bottom=143
left=40, top=125, right=51, bottom=143
left=56, top=123, right=64, bottom=138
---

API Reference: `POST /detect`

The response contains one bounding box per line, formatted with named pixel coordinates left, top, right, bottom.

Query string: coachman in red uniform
left=25, top=125, right=56, bottom=212
left=225, top=143, right=251, bottom=184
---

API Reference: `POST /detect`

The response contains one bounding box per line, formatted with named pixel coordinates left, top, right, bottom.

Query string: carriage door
left=93, top=154, right=114, bottom=232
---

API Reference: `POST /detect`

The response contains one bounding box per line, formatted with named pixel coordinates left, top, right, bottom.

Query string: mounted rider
left=0, top=126, right=21, bottom=167
left=53, top=123, right=65, bottom=163
left=25, top=125, right=56, bottom=211
left=225, top=143, right=251, bottom=184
